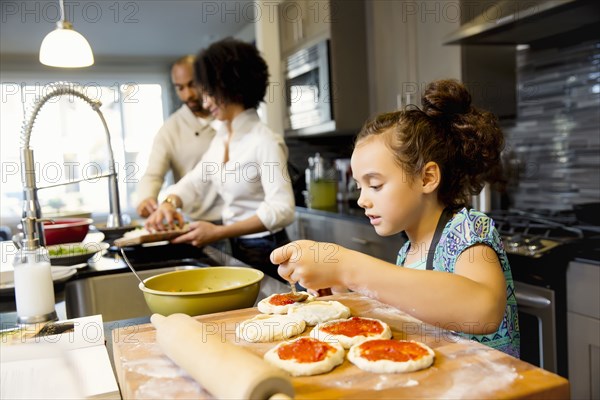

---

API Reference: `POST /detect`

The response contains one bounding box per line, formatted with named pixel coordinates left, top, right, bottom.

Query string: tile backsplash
left=504, top=39, right=600, bottom=211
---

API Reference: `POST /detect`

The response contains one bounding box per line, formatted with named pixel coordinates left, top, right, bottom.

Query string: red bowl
left=43, top=218, right=93, bottom=245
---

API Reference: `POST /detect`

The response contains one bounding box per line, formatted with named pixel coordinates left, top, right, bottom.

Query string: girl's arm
left=272, top=241, right=506, bottom=335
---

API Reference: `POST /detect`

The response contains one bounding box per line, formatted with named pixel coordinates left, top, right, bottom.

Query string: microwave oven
left=284, top=40, right=334, bottom=135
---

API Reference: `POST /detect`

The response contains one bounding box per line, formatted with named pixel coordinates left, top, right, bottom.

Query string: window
left=0, top=80, right=166, bottom=225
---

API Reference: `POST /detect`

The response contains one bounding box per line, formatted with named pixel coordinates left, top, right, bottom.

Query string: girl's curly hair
left=356, top=79, right=505, bottom=208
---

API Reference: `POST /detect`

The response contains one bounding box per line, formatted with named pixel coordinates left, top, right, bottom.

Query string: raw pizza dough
left=264, top=337, right=345, bottom=376
left=287, top=300, right=351, bottom=326
left=347, top=339, right=435, bottom=373
left=257, top=292, right=316, bottom=314
left=310, top=317, right=392, bottom=348
left=235, top=314, right=306, bottom=343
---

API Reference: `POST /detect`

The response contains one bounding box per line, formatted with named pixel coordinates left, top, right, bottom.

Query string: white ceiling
left=0, top=0, right=256, bottom=62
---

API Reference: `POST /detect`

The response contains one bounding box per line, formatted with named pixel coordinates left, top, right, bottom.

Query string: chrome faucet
left=18, top=82, right=123, bottom=249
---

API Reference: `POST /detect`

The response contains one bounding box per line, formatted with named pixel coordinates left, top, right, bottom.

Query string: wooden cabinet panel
left=279, top=0, right=331, bottom=57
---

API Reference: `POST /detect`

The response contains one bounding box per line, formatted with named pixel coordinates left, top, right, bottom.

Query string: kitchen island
left=1, top=242, right=570, bottom=399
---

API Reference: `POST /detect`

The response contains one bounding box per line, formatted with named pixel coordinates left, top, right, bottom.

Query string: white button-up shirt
left=169, top=109, right=295, bottom=238
left=137, top=105, right=222, bottom=221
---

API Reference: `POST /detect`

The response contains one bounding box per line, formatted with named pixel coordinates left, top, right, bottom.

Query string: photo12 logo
left=1, top=1, right=140, bottom=24
left=1, top=82, right=143, bottom=105
left=1, top=160, right=142, bottom=186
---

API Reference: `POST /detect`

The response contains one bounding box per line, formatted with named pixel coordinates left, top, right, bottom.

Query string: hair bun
left=421, top=79, right=471, bottom=119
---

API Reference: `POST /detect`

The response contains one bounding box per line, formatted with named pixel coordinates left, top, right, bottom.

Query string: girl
left=146, top=38, right=295, bottom=282
left=271, top=80, right=519, bottom=357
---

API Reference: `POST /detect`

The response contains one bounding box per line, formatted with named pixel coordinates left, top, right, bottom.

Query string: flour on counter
left=124, top=356, right=185, bottom=379
left=134, top=375, right=206, bottom=399
left=438, top=357, right=518, bottom=398
left=374, top=375, right=419, bottom=391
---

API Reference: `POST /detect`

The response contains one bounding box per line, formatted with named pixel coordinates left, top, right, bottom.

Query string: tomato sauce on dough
left=321, top=317, right=383, bottom=337
left=359, top=340, right=429, bottom=362
left=269, top=293, right=298, bottom=306
left=277, top=337, right=336, bottom=363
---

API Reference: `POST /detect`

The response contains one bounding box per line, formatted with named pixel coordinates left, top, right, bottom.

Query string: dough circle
left=235, top=314, right=306, bottom=343
left=347, top=339, right=435, bottom=373
left=287, top=300, right=351, bottom=326
left=310, top=317, right=392, bottom=348
left=257, top=292, right=316, bottom=314
left=264, top=337, right=345, bottom=376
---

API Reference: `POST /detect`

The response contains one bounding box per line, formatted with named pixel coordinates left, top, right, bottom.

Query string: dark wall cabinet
left=287, top=211, right=406, bottom=262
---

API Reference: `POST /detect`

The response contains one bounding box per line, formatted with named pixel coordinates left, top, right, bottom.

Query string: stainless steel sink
left=64, top=265, right=200, bottom=321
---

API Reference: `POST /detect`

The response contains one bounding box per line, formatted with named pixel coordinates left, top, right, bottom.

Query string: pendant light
left=39, top=0, right=94, bottom=68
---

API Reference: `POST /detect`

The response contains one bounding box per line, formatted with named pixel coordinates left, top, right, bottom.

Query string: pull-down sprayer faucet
left=18, top=82, right=123, bottom=250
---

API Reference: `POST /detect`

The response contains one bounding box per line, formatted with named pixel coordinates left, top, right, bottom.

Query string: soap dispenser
left=13, top=217, right=57, bottom=324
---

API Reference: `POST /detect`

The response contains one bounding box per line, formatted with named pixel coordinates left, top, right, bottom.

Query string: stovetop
left=488, top=209, right=598, bottom=259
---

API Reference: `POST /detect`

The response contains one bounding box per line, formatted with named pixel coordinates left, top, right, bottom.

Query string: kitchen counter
left=296, top=204, right=369, bottom=223
left=0, top=245, right=289, bottom=325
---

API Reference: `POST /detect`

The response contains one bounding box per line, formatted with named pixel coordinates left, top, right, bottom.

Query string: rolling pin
left=151, top=313, right=295, bottom=399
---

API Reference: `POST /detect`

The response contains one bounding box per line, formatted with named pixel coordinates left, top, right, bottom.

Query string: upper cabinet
left=364, top=1, right=462, bottom=116
left=445, top=0, right=600, bottom=45
left=279, top=0, right=331, bottom=57
left=277, top=0, right=370, bottom=137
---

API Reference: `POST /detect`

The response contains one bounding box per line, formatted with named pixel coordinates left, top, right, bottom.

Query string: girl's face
left=351, top=135, right=424, bottom=236
left=202, top=94, right=242, bottom=122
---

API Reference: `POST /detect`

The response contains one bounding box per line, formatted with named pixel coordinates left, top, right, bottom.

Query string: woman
left=146, top=38, right=295, bottom=281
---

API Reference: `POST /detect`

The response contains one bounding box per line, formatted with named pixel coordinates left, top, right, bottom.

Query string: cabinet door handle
left=351, top=237, right=368, bottom=245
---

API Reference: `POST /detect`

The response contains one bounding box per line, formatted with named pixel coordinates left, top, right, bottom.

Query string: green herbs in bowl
left=47, top=242, right=109, bottom=266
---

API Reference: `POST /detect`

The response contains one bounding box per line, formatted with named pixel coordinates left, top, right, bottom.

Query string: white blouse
left=169, top=109, right=295, bottom=238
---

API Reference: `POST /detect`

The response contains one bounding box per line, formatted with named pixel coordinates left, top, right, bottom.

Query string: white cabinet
left=567, top=261, right=600, bottom=400
left=287, top=210, right=405, bottom=261
left=278, top=0, right=331, bottom=56
left=365, top=1, right=462, bottom=115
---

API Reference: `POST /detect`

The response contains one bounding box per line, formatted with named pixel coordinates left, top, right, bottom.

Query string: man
left=136, top=55, right=222, bottom=221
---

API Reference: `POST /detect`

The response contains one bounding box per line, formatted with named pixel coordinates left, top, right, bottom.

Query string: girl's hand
left=270, top=240, right=347, bottom=291
left=172, top=220, right=223, bottom=247
left=144, top=203, right=184, bottom=232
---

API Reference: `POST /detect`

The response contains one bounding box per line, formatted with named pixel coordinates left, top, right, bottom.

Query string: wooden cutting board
left=113, top=230, right=188, bottom=247
left=111, top=293, right=569, bottom=399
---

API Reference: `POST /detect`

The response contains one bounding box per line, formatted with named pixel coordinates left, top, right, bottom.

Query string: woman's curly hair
left=194, top=38, right=270, bottom=109
left=356, top=79, right=505, bottom=208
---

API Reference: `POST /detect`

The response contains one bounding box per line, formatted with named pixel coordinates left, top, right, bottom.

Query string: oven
left=514, top=281, right=558, bottom=373
left=489, top=209, right=583, bottom=378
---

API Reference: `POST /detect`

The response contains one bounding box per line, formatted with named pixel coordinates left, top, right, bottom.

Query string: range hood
left=445, top=0, right=600, bottom=45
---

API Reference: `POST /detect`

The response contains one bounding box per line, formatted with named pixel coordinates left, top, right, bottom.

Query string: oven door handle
left=515, top=291, right=551, bottom=309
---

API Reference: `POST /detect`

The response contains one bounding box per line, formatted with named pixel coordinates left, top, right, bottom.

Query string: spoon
left=120, top=248, right=146, bottom=288
left=288, top=281, right=308, bottom=303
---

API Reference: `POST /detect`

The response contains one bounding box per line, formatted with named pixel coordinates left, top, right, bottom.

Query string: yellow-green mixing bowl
left=139, top=267, right=264, bottom=316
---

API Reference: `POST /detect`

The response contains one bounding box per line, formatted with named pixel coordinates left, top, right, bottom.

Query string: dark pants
left=230, top=230, right=290, bottom=283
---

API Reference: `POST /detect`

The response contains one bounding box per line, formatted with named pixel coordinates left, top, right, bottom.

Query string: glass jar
left=13, top=246, right=57, bottom=324
left=305, top=153, right=338, bottom=211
